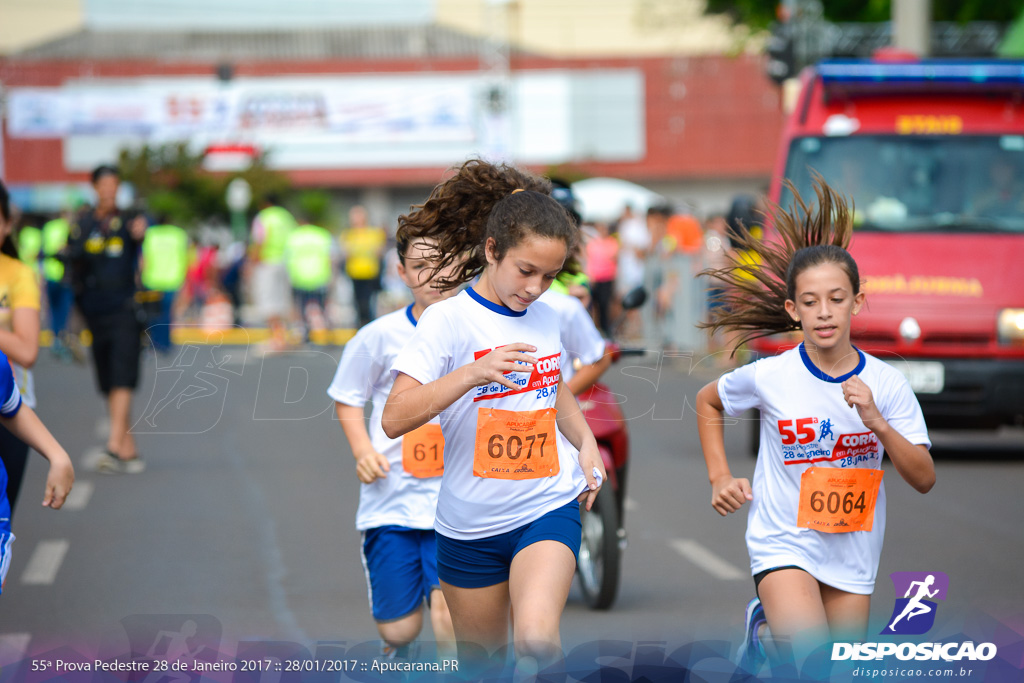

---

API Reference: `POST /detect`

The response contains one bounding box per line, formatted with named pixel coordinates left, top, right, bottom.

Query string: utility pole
left=893, top=0, right=931, bottom=56
left=480, top=0, right=515, bottom=161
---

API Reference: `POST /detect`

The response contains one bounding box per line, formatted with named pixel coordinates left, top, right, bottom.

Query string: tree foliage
left=705, top=1, right=1022, bottom=31
left=117, top=143, right=290, bottom=229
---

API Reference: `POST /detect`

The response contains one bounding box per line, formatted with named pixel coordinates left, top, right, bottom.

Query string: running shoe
left=95, top=451, right=147, bottom=474
left=737, top=596, right=767, bottom=671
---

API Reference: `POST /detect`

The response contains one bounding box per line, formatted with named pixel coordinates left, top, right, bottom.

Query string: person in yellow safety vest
left=250, top=196, right=297, bottom=350
left=140, top=223, right=189, bottom=354
left=341, top=205, right=387, bottom=328
left=285, top=223, right=334, bottom=343
left=42, top=214, right=77, bottom=362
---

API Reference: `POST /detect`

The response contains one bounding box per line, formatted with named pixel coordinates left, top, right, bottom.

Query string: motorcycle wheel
left=576, top=485, right=621, bottom=610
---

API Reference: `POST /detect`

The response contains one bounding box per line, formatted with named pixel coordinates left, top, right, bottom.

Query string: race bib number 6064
left=797, top=467, right=883, bottom=533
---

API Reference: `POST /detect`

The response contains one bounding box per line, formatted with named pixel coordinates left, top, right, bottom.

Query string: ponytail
left=700, top=177, right=859, bottom=350
left=397, top=159, right=577, bottom=289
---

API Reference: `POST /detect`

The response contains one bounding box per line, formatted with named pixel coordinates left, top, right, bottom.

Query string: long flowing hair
left=397, top=159, right=579, bottom=290
left=700, top=177, right=859, bottom=350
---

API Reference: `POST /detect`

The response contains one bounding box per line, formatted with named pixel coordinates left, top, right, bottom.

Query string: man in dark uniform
left=67, top=165, right=148, bottom=473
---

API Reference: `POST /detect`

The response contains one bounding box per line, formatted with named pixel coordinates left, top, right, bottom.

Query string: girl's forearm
left=335, top=403, right=375, bottom=459
left=0, top=404, right=67, bottom=463
left=696, top=382, right=732, bottom=483
left=554, top=381, right=595, bottom=452
left=382, top=368, right=473, bottom=438
left=872, top=420, right=935, bottom=493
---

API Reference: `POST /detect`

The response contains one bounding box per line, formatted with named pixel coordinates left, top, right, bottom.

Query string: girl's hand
left=43, top=454, right=74, bottom=510
left=576, top=442, right=606, bottom=511
left=710, top=474, right=752, bottom=516
left=467, top=343, right=537, bottom=391
left=841, top=375, right=883, bottom=426
left=355, top=450, right=391, bottom=484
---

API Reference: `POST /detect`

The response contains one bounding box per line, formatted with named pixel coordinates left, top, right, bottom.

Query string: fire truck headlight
left=997, top=309, right=1024, bottom=343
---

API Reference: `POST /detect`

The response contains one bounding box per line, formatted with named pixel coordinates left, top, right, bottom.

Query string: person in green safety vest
left=140, top=222, right=189, bottom=354
left=249, top=195, right=297, bottom=350
left=285, top=222, right=335, bottom=343
left=41, top=213, right=78, bottom=362
left=17, top=223, right=42, bottom=278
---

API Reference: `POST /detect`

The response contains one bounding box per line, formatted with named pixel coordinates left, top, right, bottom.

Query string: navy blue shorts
left=361, top=526, right=440, bottom=622
left=436, top=499, right=582, bottom=589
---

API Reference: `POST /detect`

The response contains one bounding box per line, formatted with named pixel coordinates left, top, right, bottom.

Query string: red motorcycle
left=575, top=288, right=647, bottom=610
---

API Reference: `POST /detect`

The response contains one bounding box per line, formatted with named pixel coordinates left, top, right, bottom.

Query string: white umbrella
left=570, top=177, right=668, bottom=223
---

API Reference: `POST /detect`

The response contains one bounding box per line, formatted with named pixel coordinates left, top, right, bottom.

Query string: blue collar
left=466, top=287, right=527, bottom=317
left=405, top=304, right=417, bottom=327
left=799, top=342, right=865, bottom=383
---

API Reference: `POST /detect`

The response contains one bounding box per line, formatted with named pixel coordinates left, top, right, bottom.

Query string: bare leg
left=508, top=540, right=576, bottom=676
left=428, top=587, right=456, bottom=659
left=107, top=387, right=138, bottom=459
left=440, top=579, right=510, bottom=666
left=376, top=608, right=423, bottom=652
left=821, top=583, right=869, bottom=642
left=758, top=568, right=830, bottom=666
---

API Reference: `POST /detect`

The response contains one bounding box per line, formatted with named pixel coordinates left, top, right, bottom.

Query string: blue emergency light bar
left=818, top=59, right=1024, bottom=86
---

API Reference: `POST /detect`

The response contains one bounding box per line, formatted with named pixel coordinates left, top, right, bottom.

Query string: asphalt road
left=1, top=344, right=1022, bottom=681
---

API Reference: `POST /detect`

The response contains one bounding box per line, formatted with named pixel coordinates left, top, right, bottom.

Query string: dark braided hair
left=397, top=159, right=579, bottom=289
left=700, top=176, right=859, bottom=350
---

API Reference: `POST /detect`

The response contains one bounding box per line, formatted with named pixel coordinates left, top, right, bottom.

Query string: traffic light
left=765, top=21, right=796, bottom=84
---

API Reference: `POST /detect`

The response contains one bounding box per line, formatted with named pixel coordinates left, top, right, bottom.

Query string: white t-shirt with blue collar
left=328, top=304, right=442, bottom=532
left=718, top=343, right=930, bottom=594
left=391, top=288, right=588, bottom=541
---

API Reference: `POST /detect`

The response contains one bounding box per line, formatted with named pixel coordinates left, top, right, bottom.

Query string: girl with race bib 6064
left=694, top=180, right=935, bottom=670
left=382, top=160, right=604, bottom=676
left=328, top=234, right=457, bottom=660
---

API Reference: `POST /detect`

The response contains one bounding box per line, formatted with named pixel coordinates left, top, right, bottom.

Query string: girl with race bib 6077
left=382, top=159, right=604, bottom=677
left=694, top=179, right=936, bottom=670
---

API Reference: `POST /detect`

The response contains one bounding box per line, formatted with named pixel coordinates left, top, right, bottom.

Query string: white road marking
left=669, top=538, right=747, bottom=580
left=62, top=481, right=94, bottom=511
left=21, top=540, right=70, bottom=585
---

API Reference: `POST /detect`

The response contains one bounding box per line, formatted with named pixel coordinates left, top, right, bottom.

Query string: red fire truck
left=760, top=58, right=1024, bottom=430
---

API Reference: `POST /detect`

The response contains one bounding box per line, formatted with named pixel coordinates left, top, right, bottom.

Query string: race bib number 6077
left=473, top=407, right=558, bottom=480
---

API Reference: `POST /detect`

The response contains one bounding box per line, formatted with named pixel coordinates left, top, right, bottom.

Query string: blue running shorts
left=436, top=499, right=582, bottom=589
left=360, top=526, right=440, bottom=622
left=0, top=529, right=13, bottom=595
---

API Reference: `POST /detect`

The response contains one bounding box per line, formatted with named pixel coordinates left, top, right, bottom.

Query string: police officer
left=68, top=165, right=148, bottom=474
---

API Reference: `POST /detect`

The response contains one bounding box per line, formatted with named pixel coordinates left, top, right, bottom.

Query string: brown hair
left=700, top=177, right=859, bottom=350
left=396, top=159, right=579, bottom=289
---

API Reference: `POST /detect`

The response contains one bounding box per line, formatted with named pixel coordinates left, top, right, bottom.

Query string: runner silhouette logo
left=881, top=571, right=949, bottom=635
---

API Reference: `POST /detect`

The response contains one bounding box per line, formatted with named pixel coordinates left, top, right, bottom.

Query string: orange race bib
left=797, top=467, right=883, bottom=533
left=473, top=407, right=559, bottom=480
left=402, top=423, right=445, bottom=479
